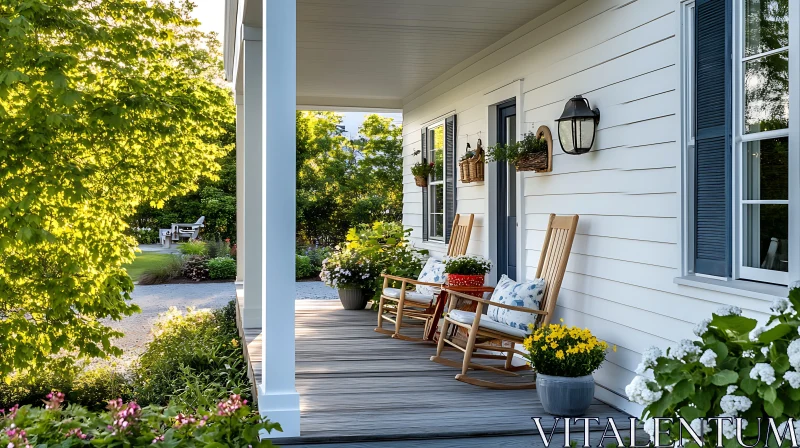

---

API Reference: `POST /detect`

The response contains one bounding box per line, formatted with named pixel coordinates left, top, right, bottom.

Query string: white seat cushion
left=448, top=310, right=529, bottom=339
left=415, top=258, right=446, bottom=296
left=486, top=275, right=546, bottom=333
left=382, top=287, right=434, bottom=304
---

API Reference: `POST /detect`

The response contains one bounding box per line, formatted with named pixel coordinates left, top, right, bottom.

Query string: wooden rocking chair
left=374, top=214, right=474, bottom=342
left=430, top=214, right=579, bottom=389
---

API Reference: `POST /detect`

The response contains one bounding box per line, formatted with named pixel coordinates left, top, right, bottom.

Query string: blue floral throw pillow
left=487, top=275, right=546, bottom=332
left=415, top=258, right=445, bottom=296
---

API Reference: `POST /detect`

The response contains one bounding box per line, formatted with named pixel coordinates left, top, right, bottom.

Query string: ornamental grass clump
left=524, top=322, right=610, bottom=377
left=626, top=288, right=800, bottom=446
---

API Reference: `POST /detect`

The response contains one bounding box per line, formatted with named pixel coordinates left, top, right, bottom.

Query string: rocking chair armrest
left=443, top=289, right=548, bottom=315
left=443, top=285, right=496, bottom=294
left=380, top=273, right=442, bottom=288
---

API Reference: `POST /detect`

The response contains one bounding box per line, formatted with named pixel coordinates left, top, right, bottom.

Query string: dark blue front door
left=497, top=101, right=517, bottom=281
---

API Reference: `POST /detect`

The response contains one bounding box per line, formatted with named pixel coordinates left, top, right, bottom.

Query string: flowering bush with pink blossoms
left=0, top=392, right=280, bottom=447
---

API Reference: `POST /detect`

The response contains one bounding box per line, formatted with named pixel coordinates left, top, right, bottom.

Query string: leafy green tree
left=129, top=124, right=236, bottom=242
left=0, top=0, right=232, bottom=374
left=296, top=112, right=403, bottom=246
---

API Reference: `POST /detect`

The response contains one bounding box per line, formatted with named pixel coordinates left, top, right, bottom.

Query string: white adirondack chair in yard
left=170, top=216, right=205, bottom=241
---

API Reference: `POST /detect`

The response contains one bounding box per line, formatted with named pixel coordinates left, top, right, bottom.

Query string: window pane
left=744, top=51, right=789, bottom=133
left=430, top=214, right=444, bottom=239
left=743, top=137, right=789, bottom=200
left=743, top=204, right=788, bottom=272
left=430, top=125, right=445, bottom=182
left=430, top=184, right=444, bottom=214
left=744, top=0, right=789, bottom=57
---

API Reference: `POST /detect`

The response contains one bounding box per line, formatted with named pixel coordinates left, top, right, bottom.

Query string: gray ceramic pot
left=337, top=287, right=369, bottom=310
left=536, top=373, right=595, bottom=416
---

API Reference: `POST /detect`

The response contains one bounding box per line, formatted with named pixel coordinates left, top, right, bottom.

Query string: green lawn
left=124, top=253, right=176, bottom=282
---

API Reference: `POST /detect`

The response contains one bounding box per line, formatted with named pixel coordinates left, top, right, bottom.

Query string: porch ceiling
left=227, top=0, right=566, bottom=110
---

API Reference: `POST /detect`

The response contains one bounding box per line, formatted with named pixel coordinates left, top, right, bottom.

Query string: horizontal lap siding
left=400, top=0, right=772, bottom=413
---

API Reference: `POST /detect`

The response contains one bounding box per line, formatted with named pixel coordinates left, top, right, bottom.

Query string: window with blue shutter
left=421, top=128, right=428, bottom=241
left=422, top=115, right=457, bottom=243
left=444, top=115, right=457, bottom=243
left=694, top=0, right=732, bottom=278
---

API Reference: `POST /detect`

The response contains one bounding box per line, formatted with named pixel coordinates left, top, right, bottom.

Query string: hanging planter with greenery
left=487, top=128, right=552, bottom=172
left=410, top=159, right=434, bottom=187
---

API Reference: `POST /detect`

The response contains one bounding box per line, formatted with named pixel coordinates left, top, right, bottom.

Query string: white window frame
left=427, top=120, right=446, bottom=242
left=732, top=0, right=794, bottom=285
left=680, top=0, right=697, bottom=277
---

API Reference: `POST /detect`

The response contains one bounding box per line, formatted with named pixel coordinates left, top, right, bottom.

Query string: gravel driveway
left=108, top=281, right=338, bottom=355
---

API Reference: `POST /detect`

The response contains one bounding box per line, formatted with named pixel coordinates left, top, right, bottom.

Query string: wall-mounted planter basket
left=460, top=139, right=485, bottom=183
left=459, top=160, right=470, bottom=183
left=468, top=155, right=484, bottom=182
left=414, top=175, right=427, bottom=187
left=514, top=126, right=553, bottom=173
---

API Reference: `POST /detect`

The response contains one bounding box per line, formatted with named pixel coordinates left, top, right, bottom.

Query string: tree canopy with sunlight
left=296, top=112, right=403, bottom=246
left=0, top=0, right=233, bottom=375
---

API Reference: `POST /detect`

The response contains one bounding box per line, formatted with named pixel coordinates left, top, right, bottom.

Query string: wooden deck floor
left=236, top=298, right=633, bottom=447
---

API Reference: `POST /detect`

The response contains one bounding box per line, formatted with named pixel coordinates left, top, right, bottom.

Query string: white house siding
left=400, top=0, right=776, bottom=414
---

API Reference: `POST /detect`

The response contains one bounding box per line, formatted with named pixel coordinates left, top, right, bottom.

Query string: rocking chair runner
left=374, top=214, right=474, bottom=342
left=430, top=214, right=579, bottom=389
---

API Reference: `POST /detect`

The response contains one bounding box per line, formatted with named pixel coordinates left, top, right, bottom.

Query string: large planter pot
left=446, top=274, right=485, bottom=298
left=536, top=373, right=595, bottom=417
left=337, top=287, right=370, bottom=310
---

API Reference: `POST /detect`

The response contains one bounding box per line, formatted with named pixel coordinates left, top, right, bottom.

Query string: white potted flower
left=320, top=248, right=376, bottom=310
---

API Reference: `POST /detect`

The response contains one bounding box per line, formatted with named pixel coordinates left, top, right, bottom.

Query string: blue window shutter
left=445, top=115, right=457, bottom=243
left=421, top=128, right=428, bottom=241
left=694, top=0, right=732, bottom=277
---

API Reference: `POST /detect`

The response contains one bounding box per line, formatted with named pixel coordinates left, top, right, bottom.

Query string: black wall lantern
left=556, top=95, right=600, bottom=155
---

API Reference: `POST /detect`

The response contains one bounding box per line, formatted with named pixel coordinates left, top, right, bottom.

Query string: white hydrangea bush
left=626, top=289, right=800, bottom=447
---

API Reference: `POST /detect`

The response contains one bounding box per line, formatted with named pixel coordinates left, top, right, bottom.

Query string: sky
left=189, top=0, right=402, bottom=136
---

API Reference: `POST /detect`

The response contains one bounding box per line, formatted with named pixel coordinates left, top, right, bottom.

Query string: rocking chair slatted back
left=447, top=214, right=474, bottom=257
left=535, top=214, right=579, bottom=327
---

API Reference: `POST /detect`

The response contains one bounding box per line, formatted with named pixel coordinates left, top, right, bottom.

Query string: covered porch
left=234, top=293, right=631, bottom=446
left=224, top=0, right=635, bottom=441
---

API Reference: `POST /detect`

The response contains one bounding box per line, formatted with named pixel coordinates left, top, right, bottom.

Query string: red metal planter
left=446, top=274, right=485, bottom=298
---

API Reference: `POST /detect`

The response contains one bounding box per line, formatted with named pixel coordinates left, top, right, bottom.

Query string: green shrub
left=344, top=222, right=426, bottom=296
left=208, top=257, right=237, bottom=279
left=1, top=301, right=251, bottom=415
left=178, top=240, right=207, bottom=256
left=0, top=365, right=76, bottom=410
left=627, top=289, right=800, bottom=445
left=0, top=364, right=131, bottom=412
left=298, top=246, right=332, bottom=275
left=0, top=395, right=280, bottom=447
left=131, top=227, right=160, bottom=244
left=206, top=238, right=232, bottom=259
left=181, top=255, right=210, bottom=281
left=138, top=255, right=185, bottom=285
left=131, top=301, right=252, bottom=408
left=69, top=365, right=133, bottom=409
left=296, top=254, right=315, bottom=279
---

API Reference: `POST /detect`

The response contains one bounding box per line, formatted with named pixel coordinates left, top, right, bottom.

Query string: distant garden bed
left=126, top=240, right=238, bottom=285
left=0, top=301, right=279, bottom=445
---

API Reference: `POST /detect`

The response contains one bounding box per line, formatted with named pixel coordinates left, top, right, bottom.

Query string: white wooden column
left=259, top=0, right=300, bottom=438
left=235, top=94, right=244, bottom=284
left=241, top=33, right=263, bottom=329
